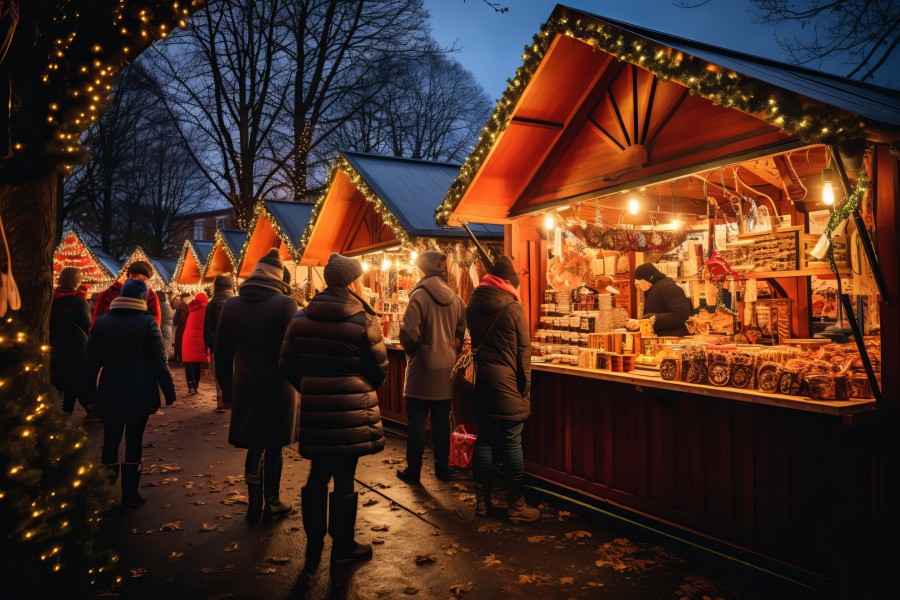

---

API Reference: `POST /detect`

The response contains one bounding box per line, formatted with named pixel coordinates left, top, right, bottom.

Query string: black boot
left=301, top=486, right=328, bottom=567
left=104, top=463, right=120, bottom=485
left=474, top=469, right=493, bottom=517
left=329, top=492, right=372, bottom=565
left=263, top=448, right=292, bottom=518
left=121, top=462, right=146, bottom=508
left=245, top=453, right=263, bottom=523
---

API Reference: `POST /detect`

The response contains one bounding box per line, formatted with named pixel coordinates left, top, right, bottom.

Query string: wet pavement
left=75, top=367, right=825, bottom=599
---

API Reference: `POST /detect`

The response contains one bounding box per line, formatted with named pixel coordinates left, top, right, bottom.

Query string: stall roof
left=193, top=240, right=214, bottom=268
left=91, top=247, right=121, bottom=277
left=219, top=229, right=248, bottom=259
left=343, top=151, right=503, bottom=239
left=264, top=200, right=315, bottom=251
left=151, top=258, right=177, bottom=284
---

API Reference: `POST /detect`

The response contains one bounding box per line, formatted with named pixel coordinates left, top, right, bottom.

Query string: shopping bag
left=448, top=424, right=478, bottom=469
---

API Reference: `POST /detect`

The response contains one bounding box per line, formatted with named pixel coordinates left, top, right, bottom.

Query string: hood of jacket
left=238, top=282, right=284, bottom=303
left=468, top=284, right=516, bottom=316
left=304, top=287, right=374, bottom=322
left=411, top=274, right=455, bottom=306
left=188, top=293, right=208, bottom=312
left=210, top=287, right=235, bottom=309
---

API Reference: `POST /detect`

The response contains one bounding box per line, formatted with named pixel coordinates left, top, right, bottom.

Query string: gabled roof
left=219, top=229, right=248, bottom=259
left=151, top=258, right=177, bottom=284
left=91, top=247, right=121, bottom=277
left=342, top=151, right=503, bottom=238
left=193, top=240, right=214, bottom=267
left=263, top=200, right=315, bottom=251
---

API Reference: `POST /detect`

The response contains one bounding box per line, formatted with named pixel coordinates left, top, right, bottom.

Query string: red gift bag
left=448, top=424, right=478, bottom=469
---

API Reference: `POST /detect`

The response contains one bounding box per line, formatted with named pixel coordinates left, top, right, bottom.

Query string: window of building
left=194, top=219, right=205, bottom=240
left=215, top=216, right=227, bottom=230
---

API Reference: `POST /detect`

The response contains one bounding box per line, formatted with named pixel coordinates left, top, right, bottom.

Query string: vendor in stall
left=625, top=262, right=692, bottom=337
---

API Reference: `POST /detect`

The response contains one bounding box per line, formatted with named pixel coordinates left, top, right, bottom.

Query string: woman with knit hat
left=82, top=278, right=176, bottom=508
left=466, top=256, right=540, bottom=524
left=279, top=252, right=388, bottom=567
left=215, top=249, right=298, bottom=523
left=625, top=262, right=692, bottom=337
left=49, top=266, right=91, bottom=414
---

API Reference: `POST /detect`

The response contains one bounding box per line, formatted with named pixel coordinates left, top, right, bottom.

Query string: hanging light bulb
left=361, top=261, right=369, bottom=272
left=381, top=258, right=390, bottom=271
left=822, top=168, right=834, bottom=205
left=628, top=198, right=639, bottom=215
left=544, top=214, right=555, bottom=231
left=670, top=217, right=683, bottom=230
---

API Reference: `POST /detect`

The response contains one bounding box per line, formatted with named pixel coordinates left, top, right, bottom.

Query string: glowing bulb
left=381, top=258, right=390, bottom=271
left=544, top=215, right=555, bottom=231
left=628, top=198, right=639, bottom=215
left=671, top=218, right=683, bottom=230
left=822, top=182, right=834, bottom=205
left=410, top=251, right=418, bottom=263
left=361, top=261, right=369, bottom=272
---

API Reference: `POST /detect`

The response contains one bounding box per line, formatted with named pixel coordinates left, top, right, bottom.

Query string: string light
left=628, top=198, right=639, bottom=215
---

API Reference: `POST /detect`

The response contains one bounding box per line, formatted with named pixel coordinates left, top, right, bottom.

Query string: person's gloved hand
left=625, top=319, right=640, bottom=331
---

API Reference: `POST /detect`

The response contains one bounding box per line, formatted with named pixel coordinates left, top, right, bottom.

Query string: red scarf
left=480, top=274, right=520, bottom=302
left=52, top=288, right=80, bottom=300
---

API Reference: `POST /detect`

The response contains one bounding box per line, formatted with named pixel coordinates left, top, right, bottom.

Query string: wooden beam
left=510, top=116, right=565, bottom=130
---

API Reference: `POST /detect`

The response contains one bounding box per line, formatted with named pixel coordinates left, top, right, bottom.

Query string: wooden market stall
left=240, top=201, right=314, bottom=284
left=170, top=239, right=213, bottom=293
left=300, top=151, right=503, bottom=425
left=52, top=230, right=120, bottom=293
left=437, top=5, right=898, bottom=588
left=202, top=229, right=248, bottom=284
left=118, top=246, right=171, bottom=292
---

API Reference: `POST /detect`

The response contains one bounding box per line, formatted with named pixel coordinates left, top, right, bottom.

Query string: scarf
left=52, top=288, right=80, bottom=300
left=240, top=274, right=290, bottom=295
left=480, top=273, right=520, bottom=302
left=110, top=296, right=148, bottom=312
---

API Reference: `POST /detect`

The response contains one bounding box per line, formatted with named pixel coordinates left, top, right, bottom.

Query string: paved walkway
left=76, top=367, right=822, bottom=599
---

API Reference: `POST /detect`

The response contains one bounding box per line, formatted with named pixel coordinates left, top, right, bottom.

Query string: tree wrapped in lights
left=0, top=317, right=117, bottom=593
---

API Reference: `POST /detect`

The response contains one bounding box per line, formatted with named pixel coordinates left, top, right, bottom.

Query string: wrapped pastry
left=660, top=358, right=680, bottom=381
left=731, top=364, right=754, bottom=388
left=848, top=374, right=874, bottom=399
left=805, top=374, right=836, bottom=400
left=757, top=362, right=780, bottom=393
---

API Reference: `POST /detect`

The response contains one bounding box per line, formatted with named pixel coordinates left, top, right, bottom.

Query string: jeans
left=306, top=456, right=359, bottom=496
left=245, top=446, right=284, bottom=499
left=184, top=363, right=202, bottom=389
left=101, top=413, right=151, bottom=465
left=472, top=417, right=524, bottom=479
left=405, top=398, right=451, bottom=474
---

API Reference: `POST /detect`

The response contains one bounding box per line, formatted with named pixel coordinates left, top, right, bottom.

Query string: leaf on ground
left=191, top=501, right=206, bottom=506
left=167, top=447, right=184, bottom=451
left=159, top=520, right=183, bottom=532
left=517, top=573, right=549, bottom=585
left=415, top=554, right=437, bottom=565
left=371, top=537, right=386, bottom=545
left=445, top=547, right=457, bottom=556
left=168, top=551, right=184, bottom=560
left=267, top=556, right=290, bottom=564
left=477, top=522, right=501, bottom=534
left=130, top=568, right=147, bottom=578
left=214, top=514, right=232, bottom=520
left=199, top=523, right=220, bottom=533
left=224, top=542, right=239, bottom=553
left=144, top=477, right=179, bottom=487
left=564, top=530, right=592, bottom=540
left=482, top=554, right=501, bottom=567
left=254, top=566, right=277, bottom=575
left=559, top=576, right=575, bottom=585
left=371, top=524, right=389, bottom=532
left=402, top=587, right=419, bottom=595
left=159, top=464, right=184, bottom=473
left=382, top=458, right=403, bottom=465
left=586, top=582, right=605, bottom=587
left=557, top=510, right=573, bottom=520
left=526, top=535, right=547, bottom=543
left=422, top=500, right=438, bottom=510
left=389, top=501, right=401, bottom=511
left=450, top=582, right=475, bottom=595
left=363, top=497, right=378, bottom=507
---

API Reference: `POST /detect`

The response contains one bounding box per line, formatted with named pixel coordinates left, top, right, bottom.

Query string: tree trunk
left=0, top=173, right=57, bottom=344
left=292, top=119, right=312, bottom=201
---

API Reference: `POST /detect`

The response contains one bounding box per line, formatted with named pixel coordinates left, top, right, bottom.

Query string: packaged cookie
left=707, top=352, right=731, bottom=387
left=757, top=362, right=780, bottom=393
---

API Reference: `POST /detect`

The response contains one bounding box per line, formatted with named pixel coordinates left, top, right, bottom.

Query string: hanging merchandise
left=572, top=223, right=686, bottom=253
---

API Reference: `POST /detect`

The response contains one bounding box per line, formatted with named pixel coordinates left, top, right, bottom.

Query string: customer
left=173, top=292, right=191, bottom=364
left=82, top=279, right=176, bottom=508
left=396, top=251, right=465, bottom=484
left=625, top=262, right=692, bottom=337
left=215, top=249, right=297, bottom=523
left=466, top=256, right=539, bottom=523
left=204, top=273, right=235, bottom=412
left=159, top=291, right=175, bottom=360
left=280, top=252, right=388, bottom=566
left=49, top=267, right=91, bottom=414
left=181, top=291, right=209, bottom=394
left=92, top=261, right=161, bottom=326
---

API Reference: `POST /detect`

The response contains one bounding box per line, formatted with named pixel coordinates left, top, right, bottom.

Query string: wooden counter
left=531, top=362, right=877, bottom=417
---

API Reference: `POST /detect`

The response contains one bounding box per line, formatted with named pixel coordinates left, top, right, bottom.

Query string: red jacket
left=181, top=293, right=209, bottom=364
left=92, top=280, right=161, bottom=327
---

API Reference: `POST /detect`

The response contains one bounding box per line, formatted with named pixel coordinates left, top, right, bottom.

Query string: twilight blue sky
left=422, top=0, right=898, bottom=102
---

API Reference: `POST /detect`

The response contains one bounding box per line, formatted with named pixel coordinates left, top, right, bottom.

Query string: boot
left=104, top=463, right=120, bottom=485
left=506, top=475, right=540, bottom=524
left=120, top=462, right=146, bottom=508
left=474, top=469, right=493, bottom=518
left=328, top=492, right=372, bottom=565
left=263, top=448, right=292, bottom=518
left=301, top=486, right=328, bottom=567
left=245, top=453, right=264, bottom=523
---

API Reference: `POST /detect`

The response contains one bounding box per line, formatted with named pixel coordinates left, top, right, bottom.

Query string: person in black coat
left=205, top=273, right=235, bottom=412
left=50, top=267, right=91, bottom=414
left=626, top=262, right=692, bottom=337
left=82, top=279, right=176, bottom=508
left=279, top=252, right=388, bottom=567
left=215, top=250, right=297, bottom=523
left=466, top=256, right=539, bottom=524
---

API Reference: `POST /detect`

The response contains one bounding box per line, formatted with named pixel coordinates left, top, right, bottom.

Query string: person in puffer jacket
left=181, top=292, right=209, bottom=394
left=466, top=256, right=540, bottom=524
left=279, top=252, right=388, bottom=568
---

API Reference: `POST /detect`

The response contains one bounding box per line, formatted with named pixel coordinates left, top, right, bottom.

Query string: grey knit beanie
left=58, top=266, right=83, bottom=290
left=324, top=253, right=363, bottom=288
left=250, top=248, right=284, bottom=281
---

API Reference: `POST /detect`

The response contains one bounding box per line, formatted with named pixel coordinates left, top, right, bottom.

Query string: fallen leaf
left=389, top=501, right=401, bottom=511
left=402, top=587, right=419, bottom=595
left=559, top=576, right=574, bottom=585
left=526, top=535, right=547, bottom=543
left=267, top=556, right=290, bottom=564
left=449, top=582, right=475, bottom=595
left=224, top=542, right=239, bottom=553
left=144, top=477, right=179, bottom=487
left=363, top=497, right=378, bottom=507
left=382, top=458, right=403, bottom=465
left=159, top=520, right=183, bottom=532
left=191, top=501, right=206, bottom=506
left=130, top=568, right=147, bottom=578
left=482, top=554, right=501, bottom=567
left=477, top=522, right=501, bottom=534
left=254, top=566, right=277, bottom=575
left=159, top=464, right=184, bottom=473
left=168, top=551, right=184, bottom=560
left=564, top=530, right=592, bottom=540
left=199, top=523, right=220, bottom=533
left=586, top=582, right=605, bottom=587
left=371, top=537, right=386, bottom=545
left=415, top=554, right=437, bottom=565
left=422, top=500, right=438, bottom=510
left=371, top=524, right=389, bottom=532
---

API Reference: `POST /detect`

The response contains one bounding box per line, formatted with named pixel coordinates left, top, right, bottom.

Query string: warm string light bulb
left=381, top=258, right=390, bottom=271
left=628, top=198, right=639, bottom=215
left=544, top=215, right=555, bottom=231
left=361, top=261, right=369, bottom=272
left=822, top=169, right=835, bottom=205
left=410, top=250, right=418, bottom=263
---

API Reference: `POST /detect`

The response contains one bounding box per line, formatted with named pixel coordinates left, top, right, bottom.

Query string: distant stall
left=52, top=230, right=119, bottom=289
left=118, top=246, right=170, bottom=292
left=240, top=201, right=314, bottom=284
left=170, top=239, right=213, bottom=293
left=203, top=228, right=247, bottom=284
left=151, top=258, right=177, bottom=291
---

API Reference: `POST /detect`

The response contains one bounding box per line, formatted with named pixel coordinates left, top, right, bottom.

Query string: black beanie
left=121, top=278, right=148, bottom=300
left=634, top=262, right=665, bottom=284
left=214, top=273, right=234, bottom=291
left=490, top=256, right=520, bottom=289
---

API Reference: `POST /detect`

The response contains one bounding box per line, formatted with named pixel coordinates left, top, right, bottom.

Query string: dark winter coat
left=466, top=285, right=531, bottom=422
left=181, top=293, right=209, bottom=364
left=82, top=298, right=176, bottom=419
left=49, top=291, right=91, bottom=392
left=641, top=277, right=692, bottom=337
left=159, top=297, right=174, bottom=359
left=400, top=275, right=466, bottom=401
left=215, top=284, right=298, bottom=449
left=174, top=301, right=189, bottom=353
left=204, top=287, right=234, bottom=352
left=92, top=279, right=161, bottom=326
left=279, top=286, right=388, bottom=459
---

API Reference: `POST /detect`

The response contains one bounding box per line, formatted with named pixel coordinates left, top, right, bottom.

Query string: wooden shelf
left=673, top=267, right=850, bottom=282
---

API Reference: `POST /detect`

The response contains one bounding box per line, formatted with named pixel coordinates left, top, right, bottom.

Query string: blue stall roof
left=91, top=247, right=121, bottom=277
left=264, top=201, right=315, bottom=249
left=341, top=151, right=503, bottom=239
left=151, top=258, right=177, bottom=283
left=192, top=240, right=214, bottom=267
left=564, top=5, right=899, bottom=130
left=219, top=229, right=248, bottom=258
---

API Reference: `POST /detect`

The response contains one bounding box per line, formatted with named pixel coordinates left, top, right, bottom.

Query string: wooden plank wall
left=524, top=369, right=879, bottom=573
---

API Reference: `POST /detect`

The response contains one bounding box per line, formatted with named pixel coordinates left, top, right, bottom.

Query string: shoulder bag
left=450, top=303, right=512, bottom=396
